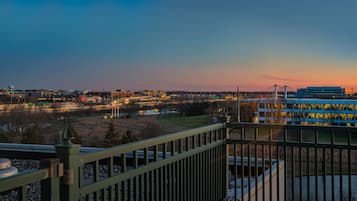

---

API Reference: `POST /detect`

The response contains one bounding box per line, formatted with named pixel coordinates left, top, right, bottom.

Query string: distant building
left=78, top=95, right=102, bottom=103
left=296, top=86, right=345, bottom=98
left=142, top=90, right=167, bottom=97
left=86, top=91, right=111, bottom=99
left=111, top=90, right=133, bottom=99
left=345, top=88, right=355, bottom=96
left=258, top=98, right=357, bottom=126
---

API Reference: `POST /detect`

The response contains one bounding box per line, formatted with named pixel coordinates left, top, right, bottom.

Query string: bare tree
left=21, top=123, right=44, bottom=144
left=120, top=130, right=137, bottom=144
left=103, top=121, right=121, bottom=146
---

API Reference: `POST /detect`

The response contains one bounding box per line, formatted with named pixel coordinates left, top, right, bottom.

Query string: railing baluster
left=167, top=163, right=175, bottom=200
left=171, top=141, right=175, bottom=156
left=156, top=168, right=159, bottom=201
left=299, top=129, right=303, bottom=201
left=118, top=182, right=122, bottom=201
left=214, top=147, right=218, bottom=201
left=180, top=160, right=184, bottom=201
left=139, top=174, right=144, bottom=201
left=163, top=143, right=167, bottom=159
left=133, top=151, right=138, bottom=169
left=276, top=136, right=280, bottom=201
left=339, top=148, right=343, bottom=201
left=315, top=130, right=319, bottom=201
left=240, top=144, right=245, bottom=200
left=203, top=151, right=207, bottom=201
left=144, top=172, right=149, bottom=201
left=195, top=154, right=199, bottom=201
left=269, top=128, right=273, bottom=201
left=104, top=186, right=109, bottom=201
left=20, top=185, right=26, bottom=201
left=151, top=171, right=155, bottom=201
left=203, top=132, right=207, bottom=145
left=234, top=144, right=237, bottom=200
left=95, top=160, right=99, bottom=182
left=108, top=157, right=114, bottom=200
left=95, top=161, right=100, bottom=201
left=211, top=148, right=215, bottom=201
left=262, top=144, right=266, bottom=201
left=307, top=146, right=311, bottom=201
left=348, top=131, right=352, bottom=201
left=183, top=158, right=187, bottom=201
left=154, top=145, right=158, bottom=162
left=323, top=147, right=326, bottom=201
left=144, top=148, right=149, bottom=165
left=192, top=135, right=196, bottom=149
left=121, top=154, right=127, bottom=201
left=291, top=146, right=295, bottom=201
left=331, top=131, right=335, bottom=201
left=193, top=155, right=197, bottom=201
left=173, top=162, right=177, bottom=201
left=198, top=133, right=201, bottom=147
left=208, top=149, right=211, bottom=201
left=135, top=176, right=139, bottom=201
left=218, top=146, right=221, bottom=200
left=178, top=138, right=182, bottom=153
left=248, top=142, right=251, bottom=201
left=284, top=128, right=287, bottom=201
left=160, top=166, right=164, bottom=200
left=127, top=178, right=132, bottom=201
left=186, top=137, right=189, bottom=151
left=166, top=165, right=170, bottom=201
left=198, top=153, right=202, bottom=201
left=187, top=157, right=191, bottom=201
left=255, top=128, right=258, bottom=201
left=241, top=128, right=245, bottom=201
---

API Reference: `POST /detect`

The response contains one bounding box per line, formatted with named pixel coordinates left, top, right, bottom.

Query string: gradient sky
left=1, top=1, right=357, bottom=91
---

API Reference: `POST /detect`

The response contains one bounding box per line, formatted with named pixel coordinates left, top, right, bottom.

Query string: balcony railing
left=227, top=123, right=357, bottom=201
left=0, top=122, right=356, bottom=201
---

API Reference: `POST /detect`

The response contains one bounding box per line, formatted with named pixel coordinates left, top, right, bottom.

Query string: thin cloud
left=261, top=74, right=309, bottom=83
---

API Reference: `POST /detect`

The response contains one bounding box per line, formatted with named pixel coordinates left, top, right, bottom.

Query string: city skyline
left=1, top=1, right=357, bottom=91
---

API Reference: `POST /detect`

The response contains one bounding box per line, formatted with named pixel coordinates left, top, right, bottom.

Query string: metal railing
left=0, top=159, right=62, bottom=201
left=53, top=123, right=227, bottom=201
left=227, top=123, right=357, bottom=201
left=1, top=122, right=356, bottom=201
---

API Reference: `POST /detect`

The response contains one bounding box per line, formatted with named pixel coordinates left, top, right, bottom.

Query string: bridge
left=0, top=122, right=356, bottom=200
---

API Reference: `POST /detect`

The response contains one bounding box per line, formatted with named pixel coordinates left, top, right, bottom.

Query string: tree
left=68, top=123, right=82, bottom=144
left=0, top=132, right=10, bottom=143
left=103, top=121, right=121, bottom=146
left=4, top=106, right=28, bottom=139
left=225, top=101, right=257, bottom=122
left=120, top=130, right=137, bottom=144
left=178, top=102, right=209, bottom=116
left=21, top=123, right=44, bottom=144
left=139, top=122, right=164, bottom=139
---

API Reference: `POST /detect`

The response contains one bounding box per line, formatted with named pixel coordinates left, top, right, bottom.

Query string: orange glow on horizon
left=143, top=58, right=357, bottom=91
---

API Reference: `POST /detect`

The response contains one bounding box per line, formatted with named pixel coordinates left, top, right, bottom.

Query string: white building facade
left=258, top=98, right=357, bottom=126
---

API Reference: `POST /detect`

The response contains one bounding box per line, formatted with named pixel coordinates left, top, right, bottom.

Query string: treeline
left=102, top=121, right=137, bottom=147
left=176, top=101, right=257, bottom=122
left=0, top=106, right=51, bottom=143
left=0, top=105, right=96, bottom=144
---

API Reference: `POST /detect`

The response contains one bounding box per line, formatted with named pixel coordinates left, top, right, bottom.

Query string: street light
left=8, top=84, right=14, bottom=104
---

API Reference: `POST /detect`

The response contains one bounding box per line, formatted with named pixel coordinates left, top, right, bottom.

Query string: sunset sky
left=1, top=1, right=356, bottom=91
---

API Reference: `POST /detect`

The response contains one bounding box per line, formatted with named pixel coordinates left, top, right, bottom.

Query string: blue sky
left=1, top=1, right=357, bottom=90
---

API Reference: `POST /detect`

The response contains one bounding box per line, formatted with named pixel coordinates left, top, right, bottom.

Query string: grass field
left=158, top=114, right=210, bottom=129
